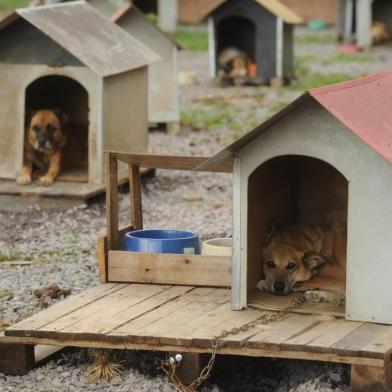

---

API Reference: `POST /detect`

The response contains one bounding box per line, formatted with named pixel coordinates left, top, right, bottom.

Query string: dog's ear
left=302, top=252, right=328, bottom=273
left=53, top=109, right=69, bottom=127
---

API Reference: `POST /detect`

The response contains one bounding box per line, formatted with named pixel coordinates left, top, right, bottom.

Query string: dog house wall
left=0, top=2, right=155, bottom=184
left=231, top=96, right=392, bottom=324
left=207, top=0, right=299, bottom=82
left=113, top=6, right=180, bottom=124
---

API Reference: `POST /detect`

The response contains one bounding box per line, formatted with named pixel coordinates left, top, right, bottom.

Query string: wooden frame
left=100, top=151, right=232, bottom=287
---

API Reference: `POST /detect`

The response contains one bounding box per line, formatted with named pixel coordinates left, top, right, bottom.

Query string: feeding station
left=0, top=1, right=159, bottom=202
left=2, top=75, right=392, bottom=391
left=202, top=0, right=302, bottom=85
left=337, top=0, right=392, bottom=48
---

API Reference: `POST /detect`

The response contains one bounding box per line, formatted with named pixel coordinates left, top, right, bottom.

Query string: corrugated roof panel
left=17, top=1, right=160, bottom=77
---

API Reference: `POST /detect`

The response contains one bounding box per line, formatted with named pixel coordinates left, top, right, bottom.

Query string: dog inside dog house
left=200, top=0, right=302, bottom=85
left=0, top=1, right=158, bottom=201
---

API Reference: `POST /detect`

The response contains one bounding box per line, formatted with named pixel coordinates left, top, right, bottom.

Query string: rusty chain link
left=161, top=294, right=307, bottom=392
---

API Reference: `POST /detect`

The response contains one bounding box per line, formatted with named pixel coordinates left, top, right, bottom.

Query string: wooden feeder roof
left=198, top=0, right=303, bottom=24
left=196, top=72, right=392, bottom=171
left=12, top=1, right=160, bottom=77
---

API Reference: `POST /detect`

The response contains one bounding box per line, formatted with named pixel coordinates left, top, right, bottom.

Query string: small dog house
left=202, top=0, right=302, bottom=84
left=0, top=1, right=158, bottom=197
left=198, top=72, right=392, bottom=325
left=337, top=0, right=392, bottom=47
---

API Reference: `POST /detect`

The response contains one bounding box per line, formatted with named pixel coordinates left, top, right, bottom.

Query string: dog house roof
left=197, top=72, right=392, bottom=171
left=199, top=0, right=303, bottom=24
left=5, top=1, right=159, bottom=77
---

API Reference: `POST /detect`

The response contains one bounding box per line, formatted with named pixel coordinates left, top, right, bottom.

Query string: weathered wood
left=108, top=251, right=231, bottom=287
left=128, top=164, right=143, bottom=230
left=105, top=152, right=119, bottom=251
left=112, top=152, right=232, bottom=173
left=0, top=343, right=34, bottom=375
left=351, top=363, right=392, bottom=392
left=172, top=352, right=209, bottom=386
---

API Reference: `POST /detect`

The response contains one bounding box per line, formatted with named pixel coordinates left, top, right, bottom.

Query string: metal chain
left=161, top=294, right=307, bottom=392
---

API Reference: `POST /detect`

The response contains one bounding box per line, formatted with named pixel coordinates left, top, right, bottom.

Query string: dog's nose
left=273, top=281, right=285, bottom=293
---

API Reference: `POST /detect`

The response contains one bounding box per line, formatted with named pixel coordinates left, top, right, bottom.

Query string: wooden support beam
left=172, top=352, right=209, bottom=386
left=351, top=363, right=392, bottom=392
left=0, top=343, right=34, bottom=375
left=105, top=152, right=119, bottom=251
left=129, top=164, right=143, bottom=230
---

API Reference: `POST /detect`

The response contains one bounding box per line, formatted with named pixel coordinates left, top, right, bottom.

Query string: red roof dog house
left=202, top=0, right=302, bottom=84
left=0, top=2, right=158, bottom=200
left=199, top=72, right=392, bottom=325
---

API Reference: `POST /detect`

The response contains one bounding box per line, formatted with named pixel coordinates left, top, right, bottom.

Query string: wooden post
left=128, top=164, right=143, bottom=230
left=173, top=353, right=209, bottom=386
left=105, top=152, right=119, bottom=251
left=0, top=343, right=34, bottom=375
left=351, top=363, right=392, bottom=392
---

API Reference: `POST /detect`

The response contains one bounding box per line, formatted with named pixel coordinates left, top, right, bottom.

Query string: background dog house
left=202, top=0, right=302, bottom=84
left=199, top=72, right=392, bottom=325
left=337, top=0, right=392, bottom=48
left=0, top=1, right=158, bottom=198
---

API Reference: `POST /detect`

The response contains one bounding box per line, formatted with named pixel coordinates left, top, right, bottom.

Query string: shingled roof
left=197, top=72, right=392, bottom=171
left=8, top=1, right=160, bottom=77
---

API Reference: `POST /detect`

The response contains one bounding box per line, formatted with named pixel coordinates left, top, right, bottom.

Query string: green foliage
left=325, top=53, right=380, bottom=64
left=292, top=72, right=352, bottom=90
left=0, top=290, right=13, bottom=299
left=0, top=0, right=29, bottom=9
left=295, top=32, right=336, bottom=45
left=172, top=31, right=208, bottom=51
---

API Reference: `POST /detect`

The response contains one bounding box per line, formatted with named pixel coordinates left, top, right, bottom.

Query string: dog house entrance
left=25, top=75, right=89, bottom=182
left=216, top=16, right=256, bottom=81
left=247, top=156, right=348, bottom=315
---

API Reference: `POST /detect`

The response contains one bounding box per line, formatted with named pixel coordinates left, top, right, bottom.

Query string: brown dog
left=17, top=109, right=67, bottom=186
left=257, top=224, right=346, bottom=295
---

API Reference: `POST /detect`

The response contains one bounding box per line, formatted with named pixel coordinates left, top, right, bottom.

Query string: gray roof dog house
left=203, top=0, right=302, bottom=84
left=199, top=72, right=392, bottom=325
left=337, top=0, right=392, bottom=48
left=0, top=1, right=158, bottom=197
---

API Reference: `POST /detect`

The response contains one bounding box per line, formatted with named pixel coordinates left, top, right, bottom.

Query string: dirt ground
left=1, top=26, right=392, bottom=391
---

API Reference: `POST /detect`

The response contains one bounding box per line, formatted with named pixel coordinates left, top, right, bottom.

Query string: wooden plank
left=112, top=152, right=232, bottom=173
left=97, top=224, right=134, bottom=284
left=361, top=328, right=392, bottom=356
left=332, top=323, right=391, bottom=358
left=128, top=164, right=143, bottom=230
left=34, top=345, right=64, bottom=366
left=112, top=287, right=216, bottom=336
left=41, top=284, right=167, bottom=336
left=351, top=364, right=392, bottom=392
left=105, top=152, right=119, bottom=250
left=108, top=251, right=231, bottom=287
left=61, top=285, right=192, bottom=336
left=0, top=343, right=34, bottom=375
left=5, top=284, right=125, bottom=335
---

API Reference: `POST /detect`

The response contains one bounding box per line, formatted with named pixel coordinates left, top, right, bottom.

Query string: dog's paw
left=38, top=175, right=54, bottom=186
left=16, top=175, right=32, bottom=185
left=256, top=280, right=269, bottom=292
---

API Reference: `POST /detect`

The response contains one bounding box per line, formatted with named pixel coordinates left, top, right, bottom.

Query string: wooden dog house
left=202, top=0, right=302, bottom=84
left=0, top=1, right=158, bottom=200
left=337, top=0, right=392, bottom=48
left=199, top=72, right=392, bottom=326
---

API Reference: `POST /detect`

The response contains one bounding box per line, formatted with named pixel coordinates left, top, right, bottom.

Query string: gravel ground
left=1, top=27, right=392, bottom=391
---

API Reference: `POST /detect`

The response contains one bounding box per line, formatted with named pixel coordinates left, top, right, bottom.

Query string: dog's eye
left=32, top=125, right=40, bottom=133
left=46, top=124, right=55, bottom=134
left=286, top=262, right=296, bottom=270
left=266, top=261, right=276, bottom=268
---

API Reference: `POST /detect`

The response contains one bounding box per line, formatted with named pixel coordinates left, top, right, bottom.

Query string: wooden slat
left=40, top=284, right=167, bottom=336
left=361, top=328, right=392, bottom=356
left=108, top=251, right=231, bottom=287
left=128, top=165, right=143, bottom=230
left=5, top=284, right=124, bottom=335
left=112, top=152, right=232, bottom=173
left=105, top=152, right=119, bottom=250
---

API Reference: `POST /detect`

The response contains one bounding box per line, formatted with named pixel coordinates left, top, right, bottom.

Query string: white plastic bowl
left=201, top=238, right=232, bottom=256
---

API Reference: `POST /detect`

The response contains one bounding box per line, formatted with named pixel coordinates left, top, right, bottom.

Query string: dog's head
left=262, top=244, right=327, bottom=295
left=27, top=109, right=67, bottom=152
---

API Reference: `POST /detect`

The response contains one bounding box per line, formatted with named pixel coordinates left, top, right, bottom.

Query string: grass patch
left=0, top=0, right=28, bottom=9
left=0, top=249, right=24, bottom=262
left=0, top=289, right=13, bottom=299
left=181, top=107, right=227, bottom=130
left=295, top=32, right=336, bottom=45
left=325, top=53, right=380, bottom=64
left=172, top=31, right=208, bottom=51
left=293, top=72, right=352, bottom=90
left=269, top=101, right=289, bottom=113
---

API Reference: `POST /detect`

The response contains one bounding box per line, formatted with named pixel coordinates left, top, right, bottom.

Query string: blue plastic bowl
left=124, top=229, right=200, bottom=254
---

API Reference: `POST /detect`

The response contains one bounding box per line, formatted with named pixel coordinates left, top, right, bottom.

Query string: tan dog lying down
left=257, top=224, right=346, bottom=295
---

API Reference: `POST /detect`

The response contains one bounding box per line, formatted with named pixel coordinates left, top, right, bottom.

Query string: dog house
left=337, top=0, right=392, bottom=47
left=199, top=72, right=392, bottom=326
left=0, top=1, right=159, bottom=200
left=202, top=0, right=302, bottom=84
